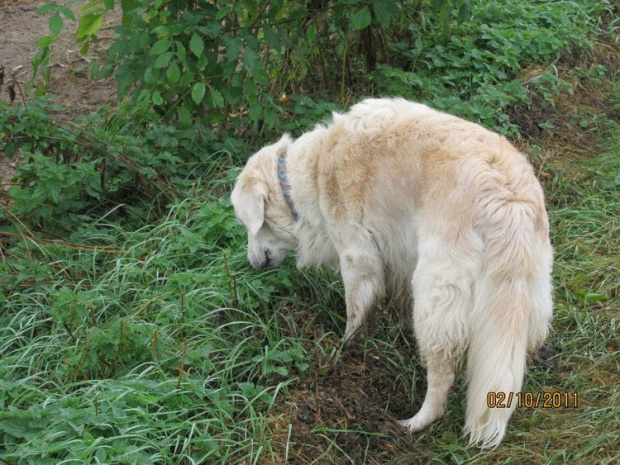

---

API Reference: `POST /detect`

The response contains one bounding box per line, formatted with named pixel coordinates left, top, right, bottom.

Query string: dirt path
left=1, top=0, right=119, bottom=190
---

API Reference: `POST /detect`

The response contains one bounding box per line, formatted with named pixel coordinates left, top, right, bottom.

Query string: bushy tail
left=464, top=202, right=552, bottom=448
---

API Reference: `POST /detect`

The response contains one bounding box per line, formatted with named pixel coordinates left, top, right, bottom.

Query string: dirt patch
left=261, top=303, right=464, bottom=464
left=0, top=0, right=119, bottom=192
left=267, top=345, right=421, bottom=464
left=0, top=0, right=118, bottom=107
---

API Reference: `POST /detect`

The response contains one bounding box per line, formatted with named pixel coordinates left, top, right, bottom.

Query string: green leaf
left=243, top=48, right=268, bottom=84
left=249, top=102, right=262, bottom=123
left=210, top=88, right=224, bottom=108
left=77, top=10, right=104, bottom=39
left=306, top=23, right=317, bottom=43
left=263, top=24, right=280, bottom=50
left=150, top=39, right=171, bottom=55
left=179, top=71, right=195, bottom=87
left=36, top=36, right=55, bottom=47
left=372, top=0, right=398, bottom=28
left=198, top=22, right=221, bottom=38
left=178, top=106, right=192, bottom=126
left=167, top=61, right=181, bottom=84
left=414, top=36, right=424, bottom=54
left=191, top=82, right=206, bottom=105
left=37, top=3, right=60, bottom=14
left=152, top=90, right=163, bottom=106
left=583, top=293, right=608, bottom=302
left=120, top=0, right=138, bottom=27
left=116, top=67, right=134, bottom=100
left=189, top=33, right=204, bottom=58
left=153, top=52, right=173, bottom=69
left=58, top=5, right=76, bottom=21
left=144, top=66, right=155, bottom=84
left=352, top=7, right=372, bottom=31
left=224, top=37, right=242, bottom=64
left=216, top=6, right=232, bottom=21
left=49, top=11, right=64, bottom=35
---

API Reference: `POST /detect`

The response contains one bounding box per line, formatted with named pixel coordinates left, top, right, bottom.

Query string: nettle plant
left=33, top=0, right=470, bottom=131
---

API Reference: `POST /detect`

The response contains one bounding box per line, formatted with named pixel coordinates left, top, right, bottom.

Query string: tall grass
left=0, top=195, right=345, bottom=463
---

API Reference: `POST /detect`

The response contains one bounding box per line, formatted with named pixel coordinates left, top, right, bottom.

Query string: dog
left=231, top=98, right=553, bottom=448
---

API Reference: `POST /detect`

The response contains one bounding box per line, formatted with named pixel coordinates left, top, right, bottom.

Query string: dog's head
left=231, top=135, right=298, bottom=269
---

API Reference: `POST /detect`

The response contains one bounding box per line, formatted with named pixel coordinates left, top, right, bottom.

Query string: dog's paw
left=397, top=414, right=433, bottom=433
left=343, top=323, right=368, bottom=343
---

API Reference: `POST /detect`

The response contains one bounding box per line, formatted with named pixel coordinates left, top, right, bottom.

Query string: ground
left=0, top=0, right=118, bottom=191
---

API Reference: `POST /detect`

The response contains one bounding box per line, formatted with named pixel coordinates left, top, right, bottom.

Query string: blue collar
left=277, top=152, right=298, bottom=221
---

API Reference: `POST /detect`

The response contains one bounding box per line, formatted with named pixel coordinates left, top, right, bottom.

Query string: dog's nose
left=248, top=257, right=269, bottom=269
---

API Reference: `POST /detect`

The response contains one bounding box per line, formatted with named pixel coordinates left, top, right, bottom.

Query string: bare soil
left=0, top=0, right=118, bottom=191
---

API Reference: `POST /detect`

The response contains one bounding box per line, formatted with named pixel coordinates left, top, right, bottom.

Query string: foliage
left=0, top=197, right=334, bottom=463
left=0, top=98, right=249, bottom=233
left=371, top=0, right=604, bottom=133
left=31, top=0, right=608, bottom=137
left=31, top=0, right=474, bottom=133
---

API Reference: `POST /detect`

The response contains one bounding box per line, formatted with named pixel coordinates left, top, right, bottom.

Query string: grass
left=0, top=196, right=330, bottom=463
left=1, top=0, right=619, bottom=463
left=2, top=101, right=619, bottom=464
left=4, top=131, right=616, bottom=463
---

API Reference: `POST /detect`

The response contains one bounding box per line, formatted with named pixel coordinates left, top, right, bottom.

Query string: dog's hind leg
left=526, top=248, right=553, bottom=353
left=338, top=240, right=385, bottom=341
left=399, top=239, right=479, bottom=433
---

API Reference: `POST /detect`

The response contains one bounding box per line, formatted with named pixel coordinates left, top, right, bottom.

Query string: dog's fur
left=231, top=98, right=553, bottom=448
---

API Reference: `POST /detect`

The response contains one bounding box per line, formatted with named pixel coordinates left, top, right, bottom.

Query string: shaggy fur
left=231, top=98, right=553, bottom=448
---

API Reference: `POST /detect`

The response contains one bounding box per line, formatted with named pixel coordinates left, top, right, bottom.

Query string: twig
left=63, top=321, right=78, bottom=343
left=177, top=340, right=188, bottom=389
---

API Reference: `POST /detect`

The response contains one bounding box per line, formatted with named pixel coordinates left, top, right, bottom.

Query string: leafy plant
left=30, top=2, right=76, bottom=94
left=31, top=0, right=476, bottom=134
left=371, top=0, right=603, bottom=133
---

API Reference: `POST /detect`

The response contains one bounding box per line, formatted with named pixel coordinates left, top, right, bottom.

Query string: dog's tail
left=464, top=199, right=552, bottom=448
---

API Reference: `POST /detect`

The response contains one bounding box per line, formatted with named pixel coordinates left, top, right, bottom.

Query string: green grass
left=0, top=196, right=341, bottom=463
left=3, top=132, right=617, bottom=463
left=1, top=0, right=619, bottom=462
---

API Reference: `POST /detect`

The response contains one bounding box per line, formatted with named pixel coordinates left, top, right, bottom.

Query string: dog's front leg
left=339, top=246, right=385, bottom=341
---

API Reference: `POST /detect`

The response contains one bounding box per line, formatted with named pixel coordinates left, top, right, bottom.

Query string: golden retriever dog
left=231, top=98, right=553, bottom=448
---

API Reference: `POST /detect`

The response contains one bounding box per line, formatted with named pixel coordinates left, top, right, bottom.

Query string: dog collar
left=277, top=152, right=298, bottom=221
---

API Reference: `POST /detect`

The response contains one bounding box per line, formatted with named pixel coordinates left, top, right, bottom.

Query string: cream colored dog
left=231, top=98, right=553, bottom=448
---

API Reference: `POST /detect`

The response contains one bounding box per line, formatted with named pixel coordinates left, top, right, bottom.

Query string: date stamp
left=487, top=391, right=579, bottom=409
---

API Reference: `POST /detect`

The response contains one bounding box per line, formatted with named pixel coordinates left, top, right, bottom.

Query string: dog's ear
left=231, top=182, right=266, bottom=236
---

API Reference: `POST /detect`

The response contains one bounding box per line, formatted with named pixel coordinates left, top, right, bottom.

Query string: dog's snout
left=248, top=250, right=271, bottom=269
